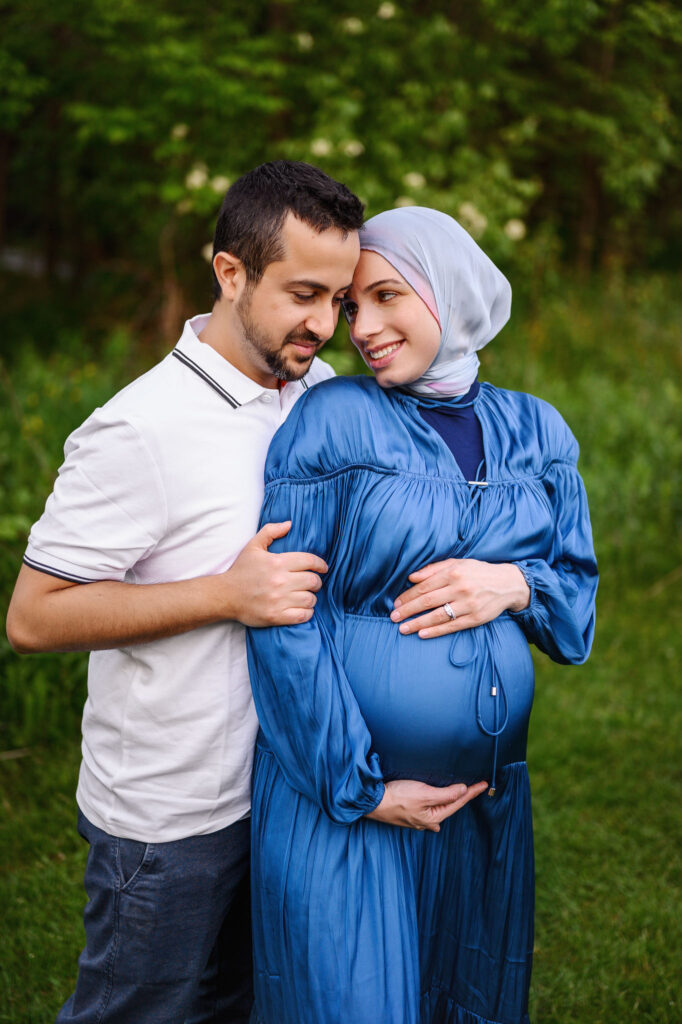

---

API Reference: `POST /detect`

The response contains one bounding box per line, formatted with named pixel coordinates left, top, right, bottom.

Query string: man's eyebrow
left=285, top=279, right=352, bottom=293
left=362, top=278, right=403, bottom=293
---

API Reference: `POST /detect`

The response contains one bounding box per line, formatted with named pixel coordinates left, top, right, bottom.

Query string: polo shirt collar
left=173, top=314, right=275, bottom=408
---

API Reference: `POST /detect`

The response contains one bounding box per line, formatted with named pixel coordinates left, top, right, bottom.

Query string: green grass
left=0, top=745, right=86, bottom=1024
left=529, top=587, right=681, bottom=1023
left=1, top=274, right=681, bottom=1021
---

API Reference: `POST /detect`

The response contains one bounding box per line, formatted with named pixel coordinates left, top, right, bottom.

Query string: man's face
left=234, top=214, right=360, bottom=383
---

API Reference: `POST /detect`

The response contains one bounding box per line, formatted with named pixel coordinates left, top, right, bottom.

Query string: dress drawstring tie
left=449, top=624, right=509, bottom=797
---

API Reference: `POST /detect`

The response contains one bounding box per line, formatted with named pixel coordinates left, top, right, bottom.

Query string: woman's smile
left=364, top=339, right=405, bottom=367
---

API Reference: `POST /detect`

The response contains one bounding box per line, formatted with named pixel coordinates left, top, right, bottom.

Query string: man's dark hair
left=211, top=160, right=365, bottom=300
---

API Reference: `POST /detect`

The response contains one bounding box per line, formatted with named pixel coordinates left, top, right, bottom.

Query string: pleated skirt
left=251, top=746, right=534, bottom=1024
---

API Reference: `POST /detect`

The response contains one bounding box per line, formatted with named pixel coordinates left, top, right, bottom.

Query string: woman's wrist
left=505, top=563, right=531, bottom=612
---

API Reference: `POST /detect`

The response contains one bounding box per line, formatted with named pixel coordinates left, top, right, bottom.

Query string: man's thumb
left=256, top=521, right=292, bottom=548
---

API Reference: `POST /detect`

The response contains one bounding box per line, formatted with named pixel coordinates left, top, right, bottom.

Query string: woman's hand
left=390, top=558, right=530, bottom=639
left=366, top=779, right=488, bottom=832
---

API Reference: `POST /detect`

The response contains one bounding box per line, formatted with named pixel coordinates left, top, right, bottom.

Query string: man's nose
left=306, top=302, right=337, bottom=341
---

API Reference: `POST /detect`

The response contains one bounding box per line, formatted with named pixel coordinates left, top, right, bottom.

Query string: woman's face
left=345, top=251, right=441, bottom=388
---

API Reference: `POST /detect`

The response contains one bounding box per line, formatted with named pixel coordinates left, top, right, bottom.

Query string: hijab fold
left=359, top=207, right=511, bottom=397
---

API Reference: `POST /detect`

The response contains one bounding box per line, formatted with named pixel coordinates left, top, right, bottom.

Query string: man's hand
left=6, top=521, right=327, bottom=653
left=366, top=779, right=488, bottom=832
left=390, top=558, right=530, bottom=639
left=224, top=521, right=328, bottom=627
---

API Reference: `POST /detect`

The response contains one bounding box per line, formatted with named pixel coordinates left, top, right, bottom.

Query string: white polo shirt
left=24, top=314, right=334, bottom=842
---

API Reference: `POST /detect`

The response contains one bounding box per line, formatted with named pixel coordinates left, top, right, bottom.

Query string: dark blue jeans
left=56, top=810, right=253, bottom=1024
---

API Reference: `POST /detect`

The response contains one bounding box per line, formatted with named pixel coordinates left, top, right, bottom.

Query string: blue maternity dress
left=246, top=375, right=597, bottom=1024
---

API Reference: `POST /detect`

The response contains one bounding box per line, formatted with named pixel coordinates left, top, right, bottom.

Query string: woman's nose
left=351, top=303, right=383, bottom=345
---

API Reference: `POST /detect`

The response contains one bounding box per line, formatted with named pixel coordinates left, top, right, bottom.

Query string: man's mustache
left=284, top=330, right=322, bottom=346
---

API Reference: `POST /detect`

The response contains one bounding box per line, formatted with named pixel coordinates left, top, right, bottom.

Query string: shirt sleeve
left=24, top=413, right=167, bottom=583
left=246, top=468, right=385, bottom=825
left=510, top=457, right=598, bottom=665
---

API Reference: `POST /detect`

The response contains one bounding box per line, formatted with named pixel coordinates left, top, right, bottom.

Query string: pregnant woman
left=246, top=206, right=597, bottom=1024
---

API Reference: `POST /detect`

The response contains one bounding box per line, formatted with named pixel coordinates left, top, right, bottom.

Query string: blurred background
left=1, top=1, right=680, bottom=1021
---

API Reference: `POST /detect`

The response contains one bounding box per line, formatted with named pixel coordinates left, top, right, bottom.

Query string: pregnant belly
left=343, top=614, right=534, bottom=786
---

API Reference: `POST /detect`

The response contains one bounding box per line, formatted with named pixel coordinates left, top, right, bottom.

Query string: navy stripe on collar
left=172, top=349, right=241, bottom=408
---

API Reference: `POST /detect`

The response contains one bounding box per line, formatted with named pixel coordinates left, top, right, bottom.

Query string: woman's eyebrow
left=362, top=278, right=403, bottom=293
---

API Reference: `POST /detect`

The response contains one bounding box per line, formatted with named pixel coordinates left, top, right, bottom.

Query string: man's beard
left=236, top=294, right=321, bottom=382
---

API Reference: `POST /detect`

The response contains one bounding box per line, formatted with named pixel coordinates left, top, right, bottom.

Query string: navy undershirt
left=417, top=379, right=485, bottom=482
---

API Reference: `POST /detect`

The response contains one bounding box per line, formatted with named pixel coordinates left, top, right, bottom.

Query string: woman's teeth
left=368, top=342, right=402, bottom=361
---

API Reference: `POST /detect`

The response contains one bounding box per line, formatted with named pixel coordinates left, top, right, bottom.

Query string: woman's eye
left=377, top=291, right=397, bottom=302
left=294, top=293, right=315, bottom=302
left=341, top=299, right=358, bottom=323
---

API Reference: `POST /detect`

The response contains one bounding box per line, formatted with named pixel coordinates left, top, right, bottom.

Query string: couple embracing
left=7, top=160, right=597, bottom=1024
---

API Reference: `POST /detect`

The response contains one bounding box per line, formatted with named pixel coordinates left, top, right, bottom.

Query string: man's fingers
left=256, top=521, right=292, bottom=547
left=277, top=552, right=329, bottom=575
left=275, top=599, right=317, bottom=625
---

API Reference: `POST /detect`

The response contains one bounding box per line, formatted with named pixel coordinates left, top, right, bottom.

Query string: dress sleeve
left=510, top=457, right=598, bottom=665
left=246, top=470, right=385, bottom=824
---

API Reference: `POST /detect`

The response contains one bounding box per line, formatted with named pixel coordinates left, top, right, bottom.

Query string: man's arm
left=6, top=521, right=327, bottom=654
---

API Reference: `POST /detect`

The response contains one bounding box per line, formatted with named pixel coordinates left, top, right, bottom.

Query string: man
left=7, top=162, right=485, bottom=1023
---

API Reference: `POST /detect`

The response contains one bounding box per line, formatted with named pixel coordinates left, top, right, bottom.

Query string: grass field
left=1, top=276, right=680, bottom=1022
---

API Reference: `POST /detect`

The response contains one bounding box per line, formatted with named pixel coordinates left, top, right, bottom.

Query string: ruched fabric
left=246, top=376, right=597, bottom=1024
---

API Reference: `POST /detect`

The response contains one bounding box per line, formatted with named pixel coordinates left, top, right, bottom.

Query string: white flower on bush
left=342, top=140, right=365, bottom=157
left=504, top=218, right=526, bottom=241
left=377, top=2, right=396, bottom=18
left=311, top=138, right=333, bottom=157
left=201, top=243, right=214, bottom=263
left=458, top=201, right=488, bottom=236
left=186, top=165, right=208, bottom=190
left=342, top=17, right=364, bottom=34
left=403, top=171, right=425, bottom=189
left=296, top=32, right=314, bottom=51
left=171, top=123, right=189, bottom=140
left=211, top=175, right=231, bottom=194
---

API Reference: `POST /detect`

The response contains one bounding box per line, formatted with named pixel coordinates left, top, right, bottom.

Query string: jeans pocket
left=117, top=837, right=152, bottom=892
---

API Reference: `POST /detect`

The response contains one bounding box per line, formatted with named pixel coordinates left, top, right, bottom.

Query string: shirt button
left=262, top=393, right=274, bottom=404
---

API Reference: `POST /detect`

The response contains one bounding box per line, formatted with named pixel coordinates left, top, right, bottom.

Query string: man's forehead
left=274, top=213, right=360, bottom=271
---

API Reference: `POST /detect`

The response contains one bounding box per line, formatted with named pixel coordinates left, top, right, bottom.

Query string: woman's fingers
left=394, top=561, right=458, bottom=606
left=396, top=602, right=461, bottom=635
left=417, top=617, right=479, bottom=638
left=426, top=781, right=488, bottom=827
left=366, top=779, right=486, bottom=832
left=405, top=560, right=452, bottom=585
left=391, top=578, right=452, bottom=622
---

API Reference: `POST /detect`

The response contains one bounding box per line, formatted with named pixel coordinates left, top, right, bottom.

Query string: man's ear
left=213, top=251, right=245, bottom=300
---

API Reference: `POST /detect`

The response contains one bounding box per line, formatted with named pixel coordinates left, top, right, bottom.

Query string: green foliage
left=1, top=0, right=680, bottom=349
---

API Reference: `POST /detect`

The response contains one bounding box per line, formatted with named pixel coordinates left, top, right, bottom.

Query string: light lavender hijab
left=359, top=207, right=511, bottom=397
